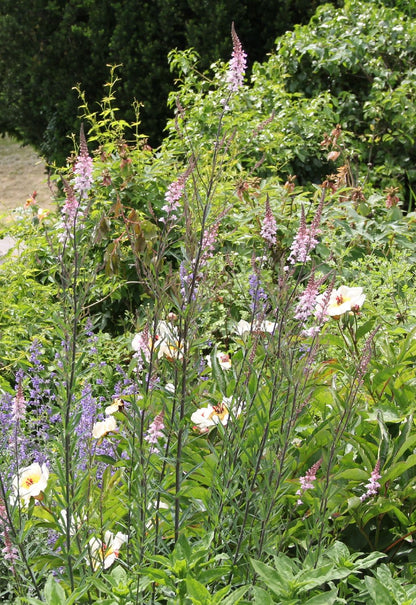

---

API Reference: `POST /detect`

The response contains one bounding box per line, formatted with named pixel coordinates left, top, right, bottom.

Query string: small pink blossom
left=161, top=162, right=194, bottom=222
left=0, top=499, right=18, bottom=572
left=288, top=206, right=320, bottom=264
left=295, top=274, right=319, bottom=322
left=61, top=179, right=79, bottom=226
left=288, top=195, right=325, bottom=265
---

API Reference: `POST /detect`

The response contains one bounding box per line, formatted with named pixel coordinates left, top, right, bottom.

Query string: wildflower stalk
left=313, top=326, right=379, bottom=563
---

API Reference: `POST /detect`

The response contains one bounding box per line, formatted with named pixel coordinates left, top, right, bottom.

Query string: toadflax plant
left=3, top=21, right=413, bottom=605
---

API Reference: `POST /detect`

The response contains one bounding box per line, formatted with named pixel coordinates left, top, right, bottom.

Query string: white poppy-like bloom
left=92, top=415, right=117, bottom=439
left=12, top=462, right=49, bottom=505
left=157, top=341, right=184, bottom=361
left=236, top=319, right=275, bottom=336
left=89, top=530, right=128, bottom=570
left=191, top=397, right=242, bottom=433
left=316, top=285, right=365, bottom=319
left=206, top=351, right=232, bottom=370
left=105, top=398, right=124, bottom=416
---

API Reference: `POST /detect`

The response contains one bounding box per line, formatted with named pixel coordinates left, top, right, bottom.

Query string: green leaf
left=251, top=586, right=274, bottom=605
left=186, top=577, right=212, bottom=603
left=250, top=559, right=286, bottom=597
left=219, top=585, right=249, bottom=604
left=364, top=576, right=392, bottom=604
left=43, top=574, right=67, bottom=605
left=304, top=588, right=338, bottom=605
left=383, top=454, right=416, bottom=483
left=210, top=347, right=227, bottom=395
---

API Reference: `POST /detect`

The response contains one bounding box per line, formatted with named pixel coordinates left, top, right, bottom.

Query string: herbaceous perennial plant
left=1, top=22, right=415, bottom=605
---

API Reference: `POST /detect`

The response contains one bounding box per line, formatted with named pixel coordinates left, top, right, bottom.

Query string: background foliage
left=0, top=0, right=342, bottom=163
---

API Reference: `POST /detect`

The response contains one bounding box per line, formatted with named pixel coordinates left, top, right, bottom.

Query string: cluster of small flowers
left=260, top=197, right=277, bottom=246
left=161, top=162, right=194, bottom=223
left=226, top=23, right=247, bottom=93
left=295, top=272, right=328, bottom=322
left=131, top=327, right=151, bottom=372
left=144, top=411, right=165, bottom=453
left=61, top=179, right=79, bottom=232
left=73, top=125, right=94, bottom=199
left=248, top=264, right=268, bottom=314
left=296, top=458, right=322, bottom=505
left=287, top=206, right=321, bottom=265
left=360, top=460, right=381, bottom=502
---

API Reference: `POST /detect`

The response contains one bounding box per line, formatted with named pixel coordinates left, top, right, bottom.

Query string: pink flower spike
left=162, top=162, right=194, bottom=222
left=260, top=196, right=277, bottom=246
left=145, top=411, right=165, bottom=452
left=12, top=380, right=26, bottom=422
left=73, top=125, right=93, bottom=199
left=296, top=458, right=322, bottom=505
left=360, top=460, right=381, bottom=502
left=226, top=23, right=247, bottom=93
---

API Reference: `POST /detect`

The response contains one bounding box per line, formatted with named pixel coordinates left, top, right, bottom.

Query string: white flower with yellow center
left=12, top=462, right=49, bottom=505
left=92, top=415, right=117, bottom=439
left=89, top=530, right=128, bottom=570
left=316, top=285, right=365, bottom=319
left=191, top=397, right=242, bottom=433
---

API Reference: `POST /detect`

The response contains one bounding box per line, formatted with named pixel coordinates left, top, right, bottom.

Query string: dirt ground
left=0, top=135, right=57, bottom=255
left=0, top=135, right=55, bottom=215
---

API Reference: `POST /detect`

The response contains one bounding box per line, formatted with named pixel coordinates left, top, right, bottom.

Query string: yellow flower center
left=209, top=404, right=229, bottom=422
left=22, top=474, right=40, bottom=489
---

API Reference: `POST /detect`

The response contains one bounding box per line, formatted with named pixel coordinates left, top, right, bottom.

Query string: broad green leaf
left=219, top=586, right=249, bottom=604
left=250, top=559, right=286, bottom=597
left=383, top=454, right=416, bottom=483
left=304, top=587, right=338, bottom=605
left=364, top=576, right=392, bottom=604
left=43, top=574, right=67, bottom=605
left=186, top=577, right=212, bottom=603
left=251, top=586, right=274, bottom=605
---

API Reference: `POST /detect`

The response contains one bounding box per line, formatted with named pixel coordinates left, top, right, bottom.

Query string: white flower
left=105, top=398, right=124, bottom=416
left=235, top=319, right=275, bottom=336
left=92, top=415, right=117, bottom=439
left=12, top=463, right=49, bottom=505
left=191, top=397, right=242, bottom=433
left=206, top=351, right=232, bottom=370
left=236, top=320, right=251, bottom=335
left=89, top=530, right=128, bottom=570
left=157, top=341, right=184, bottom=361
left=316, top=285, right=365, bottom=319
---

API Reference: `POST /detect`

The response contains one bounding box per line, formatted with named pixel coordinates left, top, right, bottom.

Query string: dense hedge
left=0, top=0, right=341, bottom=164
